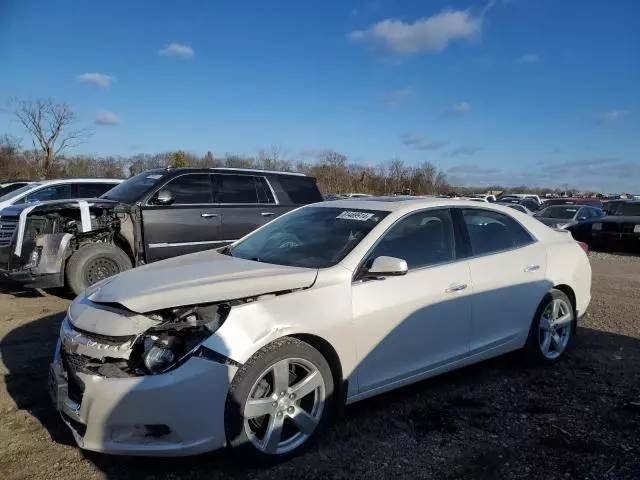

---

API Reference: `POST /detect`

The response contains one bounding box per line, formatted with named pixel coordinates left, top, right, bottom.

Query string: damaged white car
left=49, top=198, right=591, bottom=460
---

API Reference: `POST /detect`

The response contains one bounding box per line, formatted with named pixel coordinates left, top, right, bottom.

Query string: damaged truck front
left=0, top=199, right=144, bottom=294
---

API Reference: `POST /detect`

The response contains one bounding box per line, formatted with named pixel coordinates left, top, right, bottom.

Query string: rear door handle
left=201, top=213, right=219, bottom=218
left=261, top=212, right=275, bottom=217
left=524, top=264, right=540, bottom=272
left=445, top=283, right=468, bottom=293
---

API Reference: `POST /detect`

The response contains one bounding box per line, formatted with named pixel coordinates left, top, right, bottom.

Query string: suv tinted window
left=367, top=209, right=454, bottom=269
left=159, top=174, right=212, bottom=204
left=77, top=182, right=117, bottom=198
left=461, top=208, right=534, bottom=256
left=277, top=176, right=322, bottom=204
left=24, top=184, right=72, bottom=203
left=215, top=174, right=261, bottom=203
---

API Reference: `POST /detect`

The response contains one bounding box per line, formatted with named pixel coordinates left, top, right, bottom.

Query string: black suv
left=0, top=167, right=323, bottom=294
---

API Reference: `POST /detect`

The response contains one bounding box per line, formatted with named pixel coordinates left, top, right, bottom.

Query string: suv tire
left=66, top=243, right=132, bottom=295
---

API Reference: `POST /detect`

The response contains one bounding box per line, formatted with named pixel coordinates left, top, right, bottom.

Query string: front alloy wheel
left=225, top=337, right=335, bottom=462
left=524, top=289, right=575, bottom=363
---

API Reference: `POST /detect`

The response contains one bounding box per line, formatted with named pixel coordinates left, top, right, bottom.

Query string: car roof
left=33, top=178, right=122, bottom=185
left=162, top=167, right=306, bottom=177
left=314, top=196, right=517, bottom=213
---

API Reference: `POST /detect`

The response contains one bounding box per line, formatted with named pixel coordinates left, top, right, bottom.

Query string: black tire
left=523, top=289, right=575, bottom=364
left=225, top=337, right=335, bottom=463
left=65, top=243, right=132, bottom=295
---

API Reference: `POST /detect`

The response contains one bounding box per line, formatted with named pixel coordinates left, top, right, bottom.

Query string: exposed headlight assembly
left=134, top=302, right=232, bottom=375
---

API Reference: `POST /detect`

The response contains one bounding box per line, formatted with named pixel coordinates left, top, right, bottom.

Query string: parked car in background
left=0, top=168, right=323, bottom=294
left=602, top=199, right=629, bottom=216
left=49, top=197, right=590, bottom=460
left=542, top=198, right=604, bottom=209
left=471, top=194, right=496, bottom=203
left=534, top=205, right=604, bottom=230
left=502, top=193, right=542, bottom=206
left=498, top=196, right=541, bottom=212
left=496, top=201, right=535, bottom=216
left=568, top=200, right=640, bottom=253
left=533, top=205, right=604, bottom=230
left=0, top=178, right=122, bottom=211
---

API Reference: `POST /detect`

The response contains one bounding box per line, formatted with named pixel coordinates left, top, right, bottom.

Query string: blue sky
left=1, top=0, right=638, bottom=192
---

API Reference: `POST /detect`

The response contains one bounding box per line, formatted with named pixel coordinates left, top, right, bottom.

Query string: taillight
left=577, top=241, right=589, bottom=254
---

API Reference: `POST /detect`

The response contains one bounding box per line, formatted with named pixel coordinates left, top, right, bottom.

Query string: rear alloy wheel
left=225, top=337, right=334, bottom=462
left=524, top=289, right=575, bottom=363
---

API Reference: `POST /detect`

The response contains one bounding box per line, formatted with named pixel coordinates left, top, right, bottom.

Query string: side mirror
left=154, top=190, right=174, bottom=205
left=367, top=256, right=408, bottom=278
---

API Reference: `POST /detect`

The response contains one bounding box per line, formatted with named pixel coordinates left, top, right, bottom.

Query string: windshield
left=0, top=183, right=40, bottom=202
left=228, top=206, right=389, bottom=268
left=101, top=171, right=165, bottom=203
left=614, top=203, right=640, bottom=216
left=537, top=206, right=579, bottom=219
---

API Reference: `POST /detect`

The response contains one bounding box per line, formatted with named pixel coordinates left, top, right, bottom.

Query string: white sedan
left=49, top=198, right=591, bottom=460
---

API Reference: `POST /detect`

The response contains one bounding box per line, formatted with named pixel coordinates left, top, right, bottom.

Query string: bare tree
left=10, top=98, right=92, bottom=178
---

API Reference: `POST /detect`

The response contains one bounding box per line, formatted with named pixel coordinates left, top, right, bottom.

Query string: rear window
left=277, top=176, right=322, bottom=204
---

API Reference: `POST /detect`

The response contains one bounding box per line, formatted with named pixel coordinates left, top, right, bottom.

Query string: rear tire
left=523, top=289, right=575, bottom=364
left=65, top=243, right=132, bottom=295
left=225, top=337, right=335, bottom=463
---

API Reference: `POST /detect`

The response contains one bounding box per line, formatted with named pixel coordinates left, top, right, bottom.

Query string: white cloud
left=518, top=53, right=539, bottom=64
left=443, top=101, right=471, bottom=117
left=76, top=72, right=116, bottom=88
left=380, top=87, right=413, bottom=107
left=95, top=111, right=119, bottom=126
left=399, top=133, right=448, bottom=150
left=158, top=43, right=195, bottom=58
left=349, top=9, right=482, bottom=54
left=596, top=110, right=630, bottom=125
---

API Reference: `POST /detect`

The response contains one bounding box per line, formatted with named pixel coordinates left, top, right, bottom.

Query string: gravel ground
left=0, top=253, right=639, bottom=480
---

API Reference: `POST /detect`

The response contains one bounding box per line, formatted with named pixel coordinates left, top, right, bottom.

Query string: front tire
left=65, top=243, right=132, bottom=295
left=225, top=337, right=334, bottom=463
left=524, top=289, right=575, bottom=363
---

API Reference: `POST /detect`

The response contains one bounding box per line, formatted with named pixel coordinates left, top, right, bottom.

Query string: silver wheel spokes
left=539, top=298, right=573, bottom=359
left=243, top=358, right=325, bottom=455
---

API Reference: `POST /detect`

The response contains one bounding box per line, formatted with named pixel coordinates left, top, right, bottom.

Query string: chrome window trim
left=145, top=172, right=279, bottom=206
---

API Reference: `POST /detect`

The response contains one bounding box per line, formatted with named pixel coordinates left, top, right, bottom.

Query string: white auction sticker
left=336, top=211, right=375, bottom=221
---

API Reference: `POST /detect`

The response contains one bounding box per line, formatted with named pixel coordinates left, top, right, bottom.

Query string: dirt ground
left=1, top=253, right=639, bottom=480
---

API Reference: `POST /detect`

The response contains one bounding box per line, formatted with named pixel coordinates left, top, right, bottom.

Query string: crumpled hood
left=86, top=250, right=318, bottom=313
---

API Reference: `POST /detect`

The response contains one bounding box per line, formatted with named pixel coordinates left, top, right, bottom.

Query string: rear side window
left=214, top=175, right=264, bottom=203
left=23, top=184, right=72, bottom=203
left=367, top=209, right=455, bottom=269
left=159, top=174, right=213, bottom=204
left=277, top=176, right=323, bottom=204
left=77, top=183, right=117, bottom=198
left=461, top=208, right=534, bottom=256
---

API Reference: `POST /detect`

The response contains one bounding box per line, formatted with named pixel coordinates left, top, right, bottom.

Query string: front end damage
left=49, top=286, right=302, bottom=455
left=0, top=200, right=137, bottom=288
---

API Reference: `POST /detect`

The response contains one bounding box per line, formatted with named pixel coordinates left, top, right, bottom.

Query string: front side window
left=24, top=184, right=72, bottom=203
left=615, top=203, right=640, bottom=216
left=366, top=209, right=454, bottom=270
left=228, top=207, right=389, bottom=268
left=157, top=174, right=213, bottom=204
left=461, top=208, right=534, bottom=256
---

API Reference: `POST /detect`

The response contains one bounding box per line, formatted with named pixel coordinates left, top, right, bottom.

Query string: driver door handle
left=201, top=213, right=218, bottom=218
left=524, top=264, right=540, bottom=272
left=261, top=212, right=275, bottom=217
left=445, top=283, right=468, bottom=293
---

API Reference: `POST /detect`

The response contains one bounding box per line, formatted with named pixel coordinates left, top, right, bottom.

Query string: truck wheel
left=66, top=243, right=132, bottom=295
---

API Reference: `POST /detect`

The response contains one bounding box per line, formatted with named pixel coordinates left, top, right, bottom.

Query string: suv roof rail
left=210, top=167, right=305, bottom=177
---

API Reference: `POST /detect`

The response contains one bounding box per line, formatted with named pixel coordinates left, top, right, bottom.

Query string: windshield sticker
left=336, top=211, right=375, bottom=221
left=146, top=174, right=163, bottom=179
